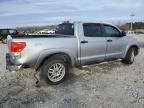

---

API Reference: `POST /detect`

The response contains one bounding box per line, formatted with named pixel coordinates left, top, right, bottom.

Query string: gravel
left=0, top=36, right=144, bottom=108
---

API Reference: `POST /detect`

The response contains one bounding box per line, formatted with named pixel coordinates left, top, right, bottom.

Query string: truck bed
left=7, top=34, right=78, bottom=69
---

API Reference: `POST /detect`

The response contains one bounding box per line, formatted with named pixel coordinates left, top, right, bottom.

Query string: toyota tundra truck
left=6, top=22, right=139, bottom=85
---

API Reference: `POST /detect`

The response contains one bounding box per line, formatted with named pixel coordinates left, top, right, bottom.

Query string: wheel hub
left=47, top=63, right=65, bottom=82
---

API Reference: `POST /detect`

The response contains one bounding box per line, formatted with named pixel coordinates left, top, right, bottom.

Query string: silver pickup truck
left=6, top=22, right=139, bottom=85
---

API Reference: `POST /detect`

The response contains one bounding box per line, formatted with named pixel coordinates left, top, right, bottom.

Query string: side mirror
left=121, top=31, right=126, bottom=36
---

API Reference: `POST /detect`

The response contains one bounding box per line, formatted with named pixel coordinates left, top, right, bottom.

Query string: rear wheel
left=122, top=47, right=136, bottom=64
left=40, top=55, right=69, bottom=85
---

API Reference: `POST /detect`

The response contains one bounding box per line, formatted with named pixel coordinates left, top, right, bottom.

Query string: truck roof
left=74, top=21, right=116, bottom=26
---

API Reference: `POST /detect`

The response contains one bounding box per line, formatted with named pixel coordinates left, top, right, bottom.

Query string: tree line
left=119, top=22, right=144, bottom=31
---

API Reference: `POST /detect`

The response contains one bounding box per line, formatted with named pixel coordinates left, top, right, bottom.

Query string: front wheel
left=122, top=47, right=136, bottom=64
left=40, top=57, right=68, bottom=85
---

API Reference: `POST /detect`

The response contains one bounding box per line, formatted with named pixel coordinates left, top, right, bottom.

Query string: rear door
left=103, top=24, right=127, bottom=59
left=80, top=23, right=107, bottom=65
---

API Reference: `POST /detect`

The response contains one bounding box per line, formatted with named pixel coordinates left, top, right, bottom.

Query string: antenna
left=130, top=13, right=135, bottom=31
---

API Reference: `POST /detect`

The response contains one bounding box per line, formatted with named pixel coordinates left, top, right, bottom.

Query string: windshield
left=55, top=22, right=74, bottom=35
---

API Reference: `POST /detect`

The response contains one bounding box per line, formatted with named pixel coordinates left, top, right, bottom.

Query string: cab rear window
left=55, top=22, right=74, bottom=35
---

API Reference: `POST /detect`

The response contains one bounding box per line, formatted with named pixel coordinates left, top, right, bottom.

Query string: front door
left=80, top=23, right=107, bottom=65
left=103, top=24, right=128, bottom=60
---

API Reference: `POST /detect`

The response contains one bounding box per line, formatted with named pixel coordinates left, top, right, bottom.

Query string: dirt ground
left=0, top=36, right=144, bottom=108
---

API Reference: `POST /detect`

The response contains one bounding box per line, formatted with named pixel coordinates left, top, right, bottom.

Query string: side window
left=9, top=29, right=17, bottom=35
left=1, top=30, right=8, bottom=35
left=83, top=23, right=102, bottom=37
left=55, top=23, right=74, bottom=35
left=104, top=25, right=121, bottom=37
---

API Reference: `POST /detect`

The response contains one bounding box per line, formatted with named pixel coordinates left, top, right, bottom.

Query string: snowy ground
left=0, top=35, right=144, bottom=108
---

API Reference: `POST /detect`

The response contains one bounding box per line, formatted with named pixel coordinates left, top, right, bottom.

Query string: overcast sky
left=0, top=0, right=144, bottom=28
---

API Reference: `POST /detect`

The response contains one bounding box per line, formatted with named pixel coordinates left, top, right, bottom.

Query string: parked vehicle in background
left=6, top=21, right=140, bottom=85
left=0, top=29, right=18, bottom=43
left=36, top=29, right=55, bottom=34
left=126, top=30, right=135, bottom=36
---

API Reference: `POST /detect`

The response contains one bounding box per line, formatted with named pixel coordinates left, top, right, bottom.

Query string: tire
left=122, top=47, right=136, bottom=64
left=40, top=55, right=69, bottom=85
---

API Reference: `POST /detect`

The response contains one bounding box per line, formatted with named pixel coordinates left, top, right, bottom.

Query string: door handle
left=107, top=40, right=112, bottom=42
left=81, top=40, right=88, bottom=44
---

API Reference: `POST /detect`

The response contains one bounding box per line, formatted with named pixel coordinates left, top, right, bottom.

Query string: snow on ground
left=0, top=35, right=144, bottom=108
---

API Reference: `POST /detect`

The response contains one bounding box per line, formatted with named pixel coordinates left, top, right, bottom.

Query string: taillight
left=10, top=42, right=26, bottom=52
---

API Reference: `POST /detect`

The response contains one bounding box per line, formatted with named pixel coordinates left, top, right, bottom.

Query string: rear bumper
left=6, top=53, right=23, bottom=71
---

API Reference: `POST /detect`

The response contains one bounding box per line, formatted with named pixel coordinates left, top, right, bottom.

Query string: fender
left=34, top=48, right=77, bottom=70
left=121, top=36, right=140, bottom=58
left=123, top=44, right=140, bottom=58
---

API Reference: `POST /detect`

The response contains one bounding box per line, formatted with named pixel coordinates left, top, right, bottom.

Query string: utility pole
left=130, top=13, right=135, bottom=31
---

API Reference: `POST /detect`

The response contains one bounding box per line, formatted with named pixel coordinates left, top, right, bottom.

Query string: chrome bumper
left=6, top=53, right=23, bottom=71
